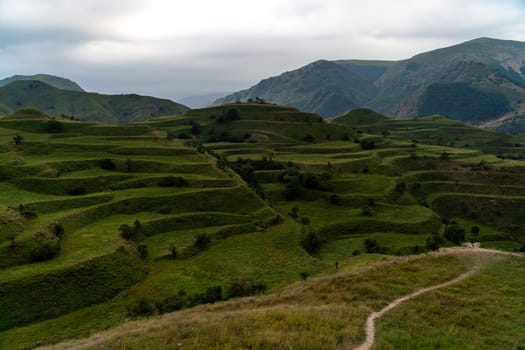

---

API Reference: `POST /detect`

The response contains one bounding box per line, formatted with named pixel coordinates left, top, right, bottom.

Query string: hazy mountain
left=0, top=74, right=85, bottom=92
left=0, top=80, right=189, bottom=123
left=179, top=92, right=232, bottom=108
left=215, top=38, right=525, bottom=132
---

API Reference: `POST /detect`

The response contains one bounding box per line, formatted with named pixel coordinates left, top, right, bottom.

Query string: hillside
left=215, top=38, right=525, bottom=132
left=0, top=80, right=189, bottom=123
left=0, top=104, right=524, bottom=349
left=214, top=60, right=392, bottom=117
left=0, top=74, right=85, bottom=92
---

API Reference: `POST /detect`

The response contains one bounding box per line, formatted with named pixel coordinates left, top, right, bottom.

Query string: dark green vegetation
left=0, top=74, right=85, bottom=92
left=0, top=79, right=189, bottom=123
left=0, top=104, right=524, bottom=349
left=216, top=38, right=525, bottom=132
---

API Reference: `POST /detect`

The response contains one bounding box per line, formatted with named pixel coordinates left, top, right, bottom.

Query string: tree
left=119, top=224, right=136, bottom=241
left=288, top=206, right=299, bottom=220
left=440, top=151, right=450, bottom=160
left=444, top=223, right=465, bottom=244
left=191, top=122, right=201, bottom=135
left=301, top=231, right=324, bottom=254
left=425, top=233, right=444, bottom=251
left=169, top=245, right=177, bottom=259
left=364, top=238, right=383, bottom=254
left=299, top=271, right=309, bottom=280
left=12, top=134, right=23, bottom=145
left=53, top=224, right=65, bottom=238
left=470, top=226, right=480, bottom=239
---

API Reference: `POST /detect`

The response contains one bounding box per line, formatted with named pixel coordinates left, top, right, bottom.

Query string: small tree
left=301, top=231, right=324, bottom=254
left=444, top=223, right=465, bottom=244
left=440, top=151, right=450, bottom=161
left=470, top=226, right=480, bottom=239
left=299, top=271, right=309, bottom=280
left=53, top=224, right=65, bottom=239
left=119, top=224, right=136, bottom=241
left=169, top=245, right=177, bottom=259
left=288, top=206, right=299, bottom=220
left=425, top=233, right=444, bottom=251
left=12, top=134, right=23, bottom=145
left=364, top=238, right=383, bottom=254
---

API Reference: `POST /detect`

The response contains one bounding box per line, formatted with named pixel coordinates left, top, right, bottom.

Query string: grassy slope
left=0, top=81, right=189, bottom=123
left=39, top=250, right=524, bottom=350
left=1, top=104, right=524, bottom=349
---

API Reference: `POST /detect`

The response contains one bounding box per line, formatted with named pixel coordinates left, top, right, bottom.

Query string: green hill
left=0, top=80, right=189, bottom=123
left=215, top=38, right=525, bottom=132
left=0, top=74, right=85, bottom=92
left=0, top=104, right=523, bottom=349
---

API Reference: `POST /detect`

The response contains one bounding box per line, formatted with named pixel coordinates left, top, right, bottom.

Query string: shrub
left=46, top=119, right=63, bottom=133
left=299, top=271, right=309, bottom=280
left=194, top=233, right=211, bottom=251
left=169, top=245, right=177, bottom=259
left=204, top=286, right=223, bottom=304
left=53, top=224, right=65, bottom=238
left=99, top=158, right=116, bottom=170
left=29, top=240, right=60, bottom=262
left=158, top=176, right=186, bottom=187
left=227, top=280, right=267, bottom=298
left=303, top=134, right=315, bottom=143
left=12, top=134, right=23, bottom=145
left=361, top=205, right=375, bottom=216
left=301, top=231, right=325, bottom=254
left=444, top=223, right=465, bottom=244
left=127, top=298, right=156, bottom=317
left=119, top=224, right=136, bottom=241
left=137, top=244, right=148, bottom=259
left=68, top=186, right=86, bottom=196
left=360, top=139, right=376, bottom=150
left=364, top=238, right=384, bottom=254
left=425, top=233, right=444, bottom=251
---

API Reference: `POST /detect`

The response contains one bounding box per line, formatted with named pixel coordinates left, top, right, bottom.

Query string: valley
left=0, top=104, right=523, bottom=349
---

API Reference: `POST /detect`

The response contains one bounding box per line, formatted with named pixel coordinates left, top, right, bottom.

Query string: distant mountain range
left=215, top=38, right=525, bottom=133
left=0, top=75, right=189, bottom=123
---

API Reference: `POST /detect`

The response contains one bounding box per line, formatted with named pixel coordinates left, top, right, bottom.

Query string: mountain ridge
left=215, top=37, right=525, bottom=133
left=0, top=80, right=189, bottom=123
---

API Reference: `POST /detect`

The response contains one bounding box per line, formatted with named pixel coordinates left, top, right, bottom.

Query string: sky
left=1, top=0, right=525, bottom=101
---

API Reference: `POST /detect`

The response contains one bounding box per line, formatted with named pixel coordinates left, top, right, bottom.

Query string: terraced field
left=1, top=105, right=524, bottom=349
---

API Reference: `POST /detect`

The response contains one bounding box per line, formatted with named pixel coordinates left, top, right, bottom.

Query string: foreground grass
left=40, top=252, right=484, bottom=350
left=375, top=255, right=525, bottom=349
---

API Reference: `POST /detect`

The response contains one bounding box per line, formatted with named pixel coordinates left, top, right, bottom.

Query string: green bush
left=444, top=224, right=465, bottom=244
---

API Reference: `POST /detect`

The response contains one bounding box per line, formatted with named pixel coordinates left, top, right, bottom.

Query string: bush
left=127, top=298, right=156, bottom=317
left=68, top=186, right=86, bottom=196
left=227, top=280, right=267, bottom=298
left=29, top=241, right=60, bottom=262
left=204, top=286, right=223, bottom=304
left=169, top=245, right=177, bottom=259
left=444, top=224, right=465, bottom=244
left=194, top=233, right=211, bottom=251
left=425, top=233, right=444, bottom=251
left=360, top=139, right=376, bottom=150
left=99, top=158, right=115, bottom=170
left=46, top=119, right=63, bottom=133
left=299, top=271, right=309, bottom=280
left=137, top=244, right=148, bottom=259
left=301, top=231, right=325, bottom=254
left=119, top=224, right=137, bottom=241
left=158, top=176, right=186, bottom=187
left=364, top=238, right=384, bottom=254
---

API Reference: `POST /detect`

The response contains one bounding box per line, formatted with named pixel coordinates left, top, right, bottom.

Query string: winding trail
left=352, top=248, right=522, bottom=350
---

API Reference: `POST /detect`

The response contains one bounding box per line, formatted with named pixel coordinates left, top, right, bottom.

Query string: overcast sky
left=1, top=0, right=525, bottom=101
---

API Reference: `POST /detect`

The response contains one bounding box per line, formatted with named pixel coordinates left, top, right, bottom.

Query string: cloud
left=0, top=0, right=524, bottom=100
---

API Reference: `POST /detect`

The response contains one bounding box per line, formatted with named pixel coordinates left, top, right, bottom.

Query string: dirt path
left=352, top=248, right=522, bottom=350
